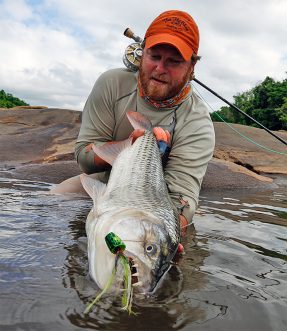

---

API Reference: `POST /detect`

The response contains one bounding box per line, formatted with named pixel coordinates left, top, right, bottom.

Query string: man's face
left=139, top=44, right=194, bottom=101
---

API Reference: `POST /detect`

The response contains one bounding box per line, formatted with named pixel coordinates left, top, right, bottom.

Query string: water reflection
left=0, top=178, right=286, bottom=330
left=192, top=187, right=287, bottom=330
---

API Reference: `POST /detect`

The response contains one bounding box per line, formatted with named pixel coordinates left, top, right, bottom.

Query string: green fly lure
left=84, top=232, right=135, bottom=315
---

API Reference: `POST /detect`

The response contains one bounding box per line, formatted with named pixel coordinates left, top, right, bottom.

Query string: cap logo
left=162, top=17, right=190, bottom=32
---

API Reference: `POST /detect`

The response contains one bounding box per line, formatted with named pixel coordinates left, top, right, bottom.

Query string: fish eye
left=145, top=243, right=157, bottom=255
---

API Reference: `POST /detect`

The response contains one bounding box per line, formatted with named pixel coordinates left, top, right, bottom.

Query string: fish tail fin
left=92, top=139, right=132, bottom=165
left=126, top=111, right=152, bottom=131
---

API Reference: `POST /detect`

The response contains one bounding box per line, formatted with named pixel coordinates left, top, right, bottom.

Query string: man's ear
left=189, top=63, right=195, bottom=81
left=189, top=70, right=195, bottom=81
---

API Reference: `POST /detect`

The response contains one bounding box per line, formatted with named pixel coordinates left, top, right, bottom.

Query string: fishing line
left=193, top=78, right=287, bottom=146
left=192, top=83, right=287, bottom=157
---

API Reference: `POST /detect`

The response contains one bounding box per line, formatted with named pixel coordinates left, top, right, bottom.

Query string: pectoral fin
left=92, top=139, right=132, bottom=165
left=80, top=174, right=107, bottom=208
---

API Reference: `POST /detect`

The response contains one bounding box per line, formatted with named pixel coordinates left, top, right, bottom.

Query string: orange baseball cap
left=144, top=10, right=199, bottom=61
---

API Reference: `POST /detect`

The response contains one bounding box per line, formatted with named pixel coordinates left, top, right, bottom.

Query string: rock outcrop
left=0, top=107, right=286, bottom=189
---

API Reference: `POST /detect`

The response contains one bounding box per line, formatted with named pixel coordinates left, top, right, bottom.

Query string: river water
left=0, top=177, right=286, bottom=331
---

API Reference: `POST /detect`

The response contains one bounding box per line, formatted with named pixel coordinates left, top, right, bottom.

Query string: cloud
left=0, top=0, right=286, bottom=111
left=193, top=0, right=287, bottom=108
left=0, top=0, right=33, bottom=21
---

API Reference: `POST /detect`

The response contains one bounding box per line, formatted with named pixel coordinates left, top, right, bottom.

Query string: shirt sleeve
left=164, top=95, right=215, bottom=223
left=75, top=71, right=116, bottom=174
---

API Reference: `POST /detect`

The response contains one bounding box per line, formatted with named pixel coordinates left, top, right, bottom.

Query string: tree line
left=1, top=77, right=286, bottom=131
left=0, top=90, right=29, bottom=108
left=211, top=76, right=287, bottom=130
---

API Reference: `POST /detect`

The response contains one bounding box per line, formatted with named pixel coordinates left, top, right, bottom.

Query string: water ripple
left=0, top=178, right=286, bottom=330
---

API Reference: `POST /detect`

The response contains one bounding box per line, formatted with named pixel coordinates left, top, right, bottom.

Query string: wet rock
left=213, top=122, right=287, bottom=175
left=0, top=107, right=286, bottom=189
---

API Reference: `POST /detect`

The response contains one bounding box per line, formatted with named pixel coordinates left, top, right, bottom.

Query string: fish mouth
left=123, top=253, right=145, bottom=291
left=123, top=251, right=170, bottom=294
left=129, top=256, right=141, bottom=287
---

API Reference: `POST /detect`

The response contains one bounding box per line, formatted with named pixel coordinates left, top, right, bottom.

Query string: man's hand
left=179, top=214, right=188, bottom=235
left=177, top=214, right=188, bottom=254
left=129, top=129, right=145, bottom=144
left=129, top=127, right=171, bottom=145
left=153, top=127, right=171, bottom=145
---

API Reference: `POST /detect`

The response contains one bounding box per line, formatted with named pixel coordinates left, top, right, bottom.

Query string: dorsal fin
left=92, top=138, right=132, bottom=165
left=126, top=111, right=152, bottom=131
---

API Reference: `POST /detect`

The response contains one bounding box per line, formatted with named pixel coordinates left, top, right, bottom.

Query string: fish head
left=109, top=209, right=178, bottom=293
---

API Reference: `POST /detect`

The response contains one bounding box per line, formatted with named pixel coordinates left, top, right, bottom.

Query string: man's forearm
left=75, top=143, right=111, bottom=174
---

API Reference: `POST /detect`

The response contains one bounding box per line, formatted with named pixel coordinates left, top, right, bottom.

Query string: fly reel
left=123, top=28, right=143, bottom=72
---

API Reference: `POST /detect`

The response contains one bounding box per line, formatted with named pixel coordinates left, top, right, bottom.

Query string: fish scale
left=81, top=111, right=182, bottom=294
left=101, top=132, right=180, bottom=245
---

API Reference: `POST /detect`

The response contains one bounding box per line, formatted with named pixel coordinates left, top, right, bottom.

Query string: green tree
left=212, top=76, right=287, bottom=130
left=276, top=97, right=287, bottom=130
left=0, top=90, right=29, bottom=108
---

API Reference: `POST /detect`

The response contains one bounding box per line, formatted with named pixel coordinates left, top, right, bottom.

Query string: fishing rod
left=123, top=28, right=287, bottom=147
left=193, top=78, right=287, bottom=146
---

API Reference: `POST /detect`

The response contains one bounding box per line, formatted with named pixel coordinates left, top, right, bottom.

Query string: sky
left=0, top=0, right=286, bottom=111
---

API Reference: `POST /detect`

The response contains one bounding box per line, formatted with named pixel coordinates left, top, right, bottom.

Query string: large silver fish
left=80, top=111, right=180, bottom=294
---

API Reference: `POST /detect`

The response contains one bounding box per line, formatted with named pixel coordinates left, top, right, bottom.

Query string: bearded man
left=52, top=10, right=215, bottom=235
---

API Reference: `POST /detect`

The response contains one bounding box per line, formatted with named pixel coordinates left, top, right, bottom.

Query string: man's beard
left=139, top=62, right=192, bottom=101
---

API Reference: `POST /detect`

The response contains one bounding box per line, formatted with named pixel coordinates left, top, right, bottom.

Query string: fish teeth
left=132, top=281, right=143, bottom=287
left=132, top=273, right=139, bottom=277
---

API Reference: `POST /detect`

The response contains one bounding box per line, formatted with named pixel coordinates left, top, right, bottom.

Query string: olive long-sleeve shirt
left=75, top=68, right=215, bottom=222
